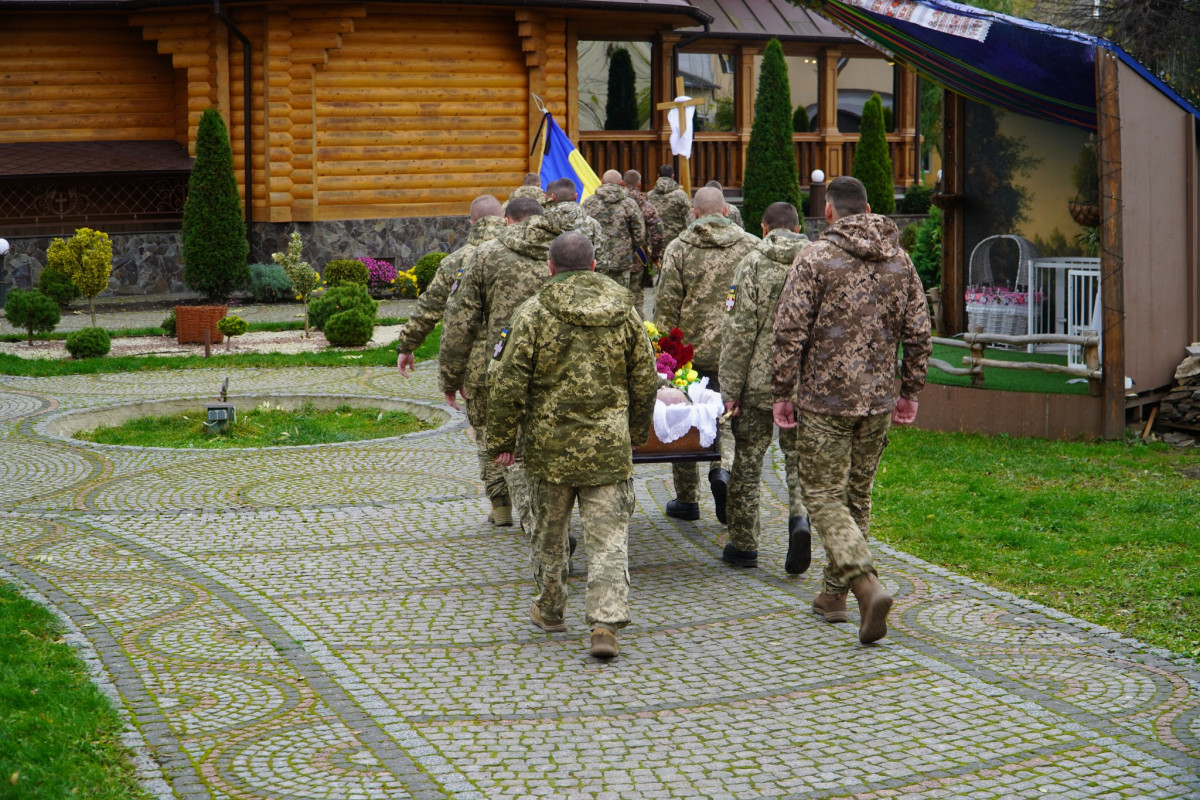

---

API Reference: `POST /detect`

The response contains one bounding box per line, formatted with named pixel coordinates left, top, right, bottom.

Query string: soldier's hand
left=892, top=397, right=919, bottom=425
left=494, top=452, right=515, bottom=466
left=444, top=390, right=462, bottom=410
left=723, top=400, right=740, bottom=419
left=773, top=400, right=797, bottom=429
left=397, top=352, right=416, bottom=376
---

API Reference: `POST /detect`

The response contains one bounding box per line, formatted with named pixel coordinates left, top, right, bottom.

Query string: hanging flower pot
left=1069, top=200, right=1101, bottom=228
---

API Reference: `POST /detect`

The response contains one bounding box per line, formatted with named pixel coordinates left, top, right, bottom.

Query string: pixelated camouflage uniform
left=488, top=270, right=658, bottom=630
left=626, top=187, right=664, bottom=314
left=543, top=200, right=612, bottom=274
left=654, top=215, right=758, bottom=503
left=772, top=213, right=931, bottom=595
left=647, top=176, right=692, bottom=248
left=725, top=203, right=744, bottom=229
left=582, top=183, right=646, bottom=289
left=507, top=184, right=548, bottom=206
left=719, top=228, right=811, bottom=551
left=440, top=216, right=558, bottom=519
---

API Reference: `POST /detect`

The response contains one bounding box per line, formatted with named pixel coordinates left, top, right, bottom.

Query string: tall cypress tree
left=853, top=93, right=895, bottom=215
left=183, top=107, right=250, bottom=302
left=742, top=39, right=801, bottom=233
left=604, top=48, right=639, bottom=130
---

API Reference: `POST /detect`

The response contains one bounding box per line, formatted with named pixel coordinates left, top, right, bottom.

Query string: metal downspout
left=213, top=0, right=254, bottom=252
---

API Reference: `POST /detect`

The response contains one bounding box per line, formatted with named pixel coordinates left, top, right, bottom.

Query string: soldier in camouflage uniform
left=647, top=164, right=693, bottom=248
left=772, top=177, right=931, bottom=644
left=654, top=186, right=758, bottom=523
left=719, top=202, right=811, bottom=570
left=543, top=178, right=612, bottom=274
left=623, top=169, right=664, bottom=316
left=582, top=170, right=646, bottom=291
left=505, top=173, right=547, bottom=208
left=440, top=197, right=558, bottom=534
left=397, top=195, right=510, bottom=522
left=705, top=180, right=743, bottom=229
left=489, top=233, right=658, bottom=659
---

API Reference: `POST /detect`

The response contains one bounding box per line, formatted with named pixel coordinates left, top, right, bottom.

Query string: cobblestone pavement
left=1, top=352, right=1199, bottom=798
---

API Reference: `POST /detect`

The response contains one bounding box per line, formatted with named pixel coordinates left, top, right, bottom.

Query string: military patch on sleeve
left=492, top=327, right=509, bottom=359
left=725, top=285, right=737, bottom=312
left=449, top=267, right=464, bottom=295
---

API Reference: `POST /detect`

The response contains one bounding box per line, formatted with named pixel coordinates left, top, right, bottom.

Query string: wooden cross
left=656, top=76, right=705, bottom=196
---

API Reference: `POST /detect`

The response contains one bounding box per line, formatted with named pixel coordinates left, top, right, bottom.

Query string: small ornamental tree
left=742, top=39, right=802, bottom=233
left=792, top=105, right=810, bottom=133
left=183, top=107, right=249, bottom=302
left=45, top=227, right=113, bottom=327
left=4, top=289, right=60, bottom=345
left=604, top=47, right=639, bottom=131
left=273, top=232, right=319, bottom=338
left=852, top=93, right=895, bottom=215
left=216, top=314, right=249, bottom=352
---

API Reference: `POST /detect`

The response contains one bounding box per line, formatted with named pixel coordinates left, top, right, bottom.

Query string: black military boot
left=665, top=499, right=700, bottom=520
left=785, top=516, right=811, bottom=575
left=721, top=543, right=758, bottom=568
left=709, top=468, right=730, bottom=524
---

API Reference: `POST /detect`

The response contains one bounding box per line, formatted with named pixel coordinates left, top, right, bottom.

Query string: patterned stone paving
left=1, top=359, right=1198, bottom=800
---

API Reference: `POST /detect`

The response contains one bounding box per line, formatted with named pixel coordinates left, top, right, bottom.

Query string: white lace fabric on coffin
left=652, top=377, right=724, bottom=446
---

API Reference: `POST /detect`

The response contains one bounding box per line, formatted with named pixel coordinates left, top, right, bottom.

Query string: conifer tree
left=604, top=48, right=639, bottom=130
left=853, top=93, right=895, bottom=215
left=183, top=107, right=249, bottom=302
left=742, top=39, right=801, bottom=233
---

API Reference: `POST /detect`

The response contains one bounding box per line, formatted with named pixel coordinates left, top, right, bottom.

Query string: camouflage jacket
left=505, top=184, right=547, bottom=207
left=771, top=213, right=932, bottom=416
left=582, top=184, right=645, bottom=276
left=654, top=216, right=759, bottom=373
left=439, top=216, right=557, bottom=394
left=396, top=216, right=505, bottom=354
left=627, top=188, right=664, bottom=265
left=719, top=230, right=811, bottom=410
left=487, top=270, right=658, bottom=486
left=725, top=203, right=744, bottom=229
left=647, top=177, right=693, bottom=246
left=542, top=200, right=612, bottom=273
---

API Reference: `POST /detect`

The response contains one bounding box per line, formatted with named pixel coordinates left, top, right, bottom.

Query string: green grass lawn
left=925, top=342, right=1091, bottom=394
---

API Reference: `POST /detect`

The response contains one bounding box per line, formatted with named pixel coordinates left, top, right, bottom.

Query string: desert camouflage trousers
left=792, top=410, right=890, bottom=596
left=465, top=389, right=509, bottom=503
left=671, top=373, right=734, bottom=504
left=726, top=407, right=808, bottom=551
left=528, top=475, right=635, bottom=631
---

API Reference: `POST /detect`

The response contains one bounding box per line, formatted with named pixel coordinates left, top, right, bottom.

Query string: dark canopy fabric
left=808, top=0, right=1200, bottom=131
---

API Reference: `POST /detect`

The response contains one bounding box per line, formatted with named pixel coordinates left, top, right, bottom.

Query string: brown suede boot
left=488, top=498, right=513, bottom=527
left=850, top=573, right=893, bottom=644
left=811, top=592, right=848, bottom=623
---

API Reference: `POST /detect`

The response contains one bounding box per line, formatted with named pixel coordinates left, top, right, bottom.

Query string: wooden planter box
left=175, top=305, right=227, bottom=345
left=632, top=426, right=721, bottom=464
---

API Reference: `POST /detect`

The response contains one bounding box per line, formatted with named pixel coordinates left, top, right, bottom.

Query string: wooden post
left=941, top=91, right=966, bottom=335
left=1084, top=334, right=1101, bottom=396
left=1097, top=49, right=1126, bottom=439
left=969, top=337, right=985, bottom=387
left=656, top=76, right=705, bottom=196
left=817, top=48, right=843, bottom=177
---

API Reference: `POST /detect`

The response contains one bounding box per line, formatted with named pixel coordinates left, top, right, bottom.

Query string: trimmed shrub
left=412, top=252, right=446, bottom=293
left=324, top=309, right=375, bottom=347
left=273, top=231, right=319, bottom=337
left=792, top=105, right=810, bottom=133
left=309, top=283, right=378, bottom=331
left=65, top=326, right=111, bottom=359
left=324, top=259, right=369, bottom=288
left=852, top=93, right=895, bottom=215
left=4, top=289, right=60, bottom=345
left=45, top=227, right=113, bottom=327
left=247, top=262, right=293, bottom=303
left=900, top=185, right=933, bottom=215
left=909, top=206, right=942, bottom=291
left=161, top=309, right=177, bottom=337
left=183, top=107, right=249, bottom=302
left=742, top=39, right=802, bottom=234
left=37, top=264, right=80, bottom=308
left=216, top=314, right=248, bottom=338
left=604, top=47, right=639, bottom=130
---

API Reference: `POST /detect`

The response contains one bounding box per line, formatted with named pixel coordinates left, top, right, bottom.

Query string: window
left=677, top=52, right=736, bottom=132
left=577, top=41, right=654, bottom=131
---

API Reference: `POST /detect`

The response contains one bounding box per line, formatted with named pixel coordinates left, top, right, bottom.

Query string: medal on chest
left=725, top=285, right=737, bottom=312
left=450, top=267, right=464, bottom=295
left=493, top=327, right=509, bottom=359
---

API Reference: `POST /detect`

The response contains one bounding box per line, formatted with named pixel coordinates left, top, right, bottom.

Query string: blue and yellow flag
left=538, top=114, right=601, bottom=201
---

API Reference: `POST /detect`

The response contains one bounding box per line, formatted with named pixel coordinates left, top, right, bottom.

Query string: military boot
left=850, top=573, right=893, bottom=644
left=529, top=602, right=566, bottom=633
left=721, top=543, right=758, bottom=568
left=589, top=626, right=618, bottom=659
left=709, top=468, right=730, bottom=524
left=811, top=592, right=848, bottom=623
left=785, top=516, right=811, bottom=575
left=665, top=499, right=700, bottom=520
left=488, top=498, right=513, bottom=527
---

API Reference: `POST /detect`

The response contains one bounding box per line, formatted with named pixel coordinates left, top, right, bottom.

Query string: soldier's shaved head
left=624, top=169, right=641, bottom=188
left=762, top=202, right=800, bottom=232
left=470, top=195, right=503, bottom=222
left=692, top=186, right=726, bottom=217
left=505, top=197, right=543, bottom=222
left=602, top=170, right=623, bottom=184
left=826, top=176, right=869, bottom=218
left=522, top=172, right=541, bottom=187
left=658, top=164, right=675, bottom=178
left=705, top=180, right=724, bottom=190
left=546, top=178, right=578, bottom=202
left=549, top=232, right=595, bottom=272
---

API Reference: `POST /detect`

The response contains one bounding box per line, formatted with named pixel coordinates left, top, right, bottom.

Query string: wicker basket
left=175, top=305, right=227, bottom=345
left=632, top=426, right=720, bottom=464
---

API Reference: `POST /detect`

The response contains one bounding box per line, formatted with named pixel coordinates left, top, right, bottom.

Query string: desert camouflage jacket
left=542, top=200, right=612, bottom=273
left=439, top=216, right=557, bottom=394
left=396, top=215, right=505, bottom=354
left=654, top=215, right=759, bottom=373
left=505, top=184, right=547, bottom=207
left=719, top=229, right=811, bottom=411
left=647, top=177, right=692, bottom=245
left=487, top=270, right=658, bottom=486
left=771, top=213, right=932, bottom=416
left=582, top=184, right=646, bottom=277
left=627, top=188, right=664, bottom=265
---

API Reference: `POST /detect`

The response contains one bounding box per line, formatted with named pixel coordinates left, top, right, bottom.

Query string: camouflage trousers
left=528, top=475, right=635, bottom=631
left=792, top=410, right=890, bottom=596
left=628, top=265, right=647, bottom=319
left=464, top=389, right=509, bottom=503
left=671, top=372, right=734, bottom=504
left=726, top=407, right=808, bottom=552
left=503, top=460, right=533, bottom=535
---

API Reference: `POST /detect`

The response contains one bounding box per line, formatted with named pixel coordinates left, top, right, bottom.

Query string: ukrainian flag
left=538, top=114, right=601, bottom=201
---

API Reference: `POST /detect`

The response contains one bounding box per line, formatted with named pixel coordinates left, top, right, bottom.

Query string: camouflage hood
left=468, top=215, right=506, bottom=246
left=653, top=176, right=682, bottom=194
left=543, top=200, right=591, bottom=234
left=757, top=229, right=810, bottom=265
left=501, top=215, right=557, bottom=262
left=679, top=215, right=750, bottom=250
left=592, top=183, right=628, bottom=206
left=539, top=271, right=629, bottom=329
left=823, top=213, right=901, bottom=262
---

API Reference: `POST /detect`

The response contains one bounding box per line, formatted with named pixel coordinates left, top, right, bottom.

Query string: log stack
left=1155, top=349, right=1200, bottom=445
